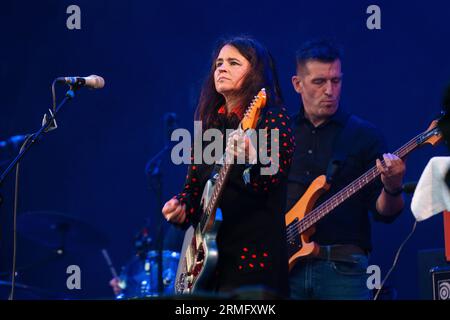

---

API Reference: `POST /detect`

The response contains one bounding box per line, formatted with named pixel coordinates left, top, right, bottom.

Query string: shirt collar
left=217, top=105, right=243, bottom=118
left=294, top=105, right=349, bottom=128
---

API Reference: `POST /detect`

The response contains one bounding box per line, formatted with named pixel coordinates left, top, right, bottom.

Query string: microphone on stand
left=55, top=75, right=105, bottom=89
left=146, top=112, right=179, bottom=296
left=145, top=112, right=179, bottom=177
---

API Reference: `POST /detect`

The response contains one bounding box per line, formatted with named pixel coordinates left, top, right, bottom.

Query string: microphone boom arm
left=0, top=87, right=77, bottom=185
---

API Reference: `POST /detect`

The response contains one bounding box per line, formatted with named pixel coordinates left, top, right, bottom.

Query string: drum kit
left=0, top=211, right=179, bottom=300
left=1, top=210, right=103, bottom=300
left=114, top=225, right=180, bottom=299
left=115, top=250, right=180, bottom=299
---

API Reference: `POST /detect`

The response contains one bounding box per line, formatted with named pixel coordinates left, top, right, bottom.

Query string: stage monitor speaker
left=418, top=248, right=450, bottom=300
left=431, top=266, right=450, bottom=300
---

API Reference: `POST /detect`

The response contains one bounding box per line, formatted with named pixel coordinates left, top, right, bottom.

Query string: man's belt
left=315, top=244, right=367, bottom=263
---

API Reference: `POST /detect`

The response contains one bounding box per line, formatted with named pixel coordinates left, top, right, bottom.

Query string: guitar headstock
left=420, top=120, right=443, bottom=146
left=241, top=88, right=267, bottom=130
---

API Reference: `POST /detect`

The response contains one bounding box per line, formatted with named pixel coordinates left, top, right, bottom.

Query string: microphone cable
left=8, top=134, right=32, bottom=300
left=373, top=219, right=417, bottom=300
left=52, top=79, right=57, bottom=112
left=8, top=79, right=58, bottom=299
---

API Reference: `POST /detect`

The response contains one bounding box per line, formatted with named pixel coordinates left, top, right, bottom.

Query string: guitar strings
left=285, top=129, right=431, bottom=243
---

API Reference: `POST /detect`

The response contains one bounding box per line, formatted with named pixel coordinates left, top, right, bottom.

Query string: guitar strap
left=326, top=114, right=362, bottom=183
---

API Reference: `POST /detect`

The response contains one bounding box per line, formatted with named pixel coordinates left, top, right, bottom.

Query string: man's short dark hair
left=295, top=39, right=343, bottom=73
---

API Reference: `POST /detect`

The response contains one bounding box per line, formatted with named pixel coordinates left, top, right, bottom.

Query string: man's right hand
left=162, top=198, right=186, bottom=224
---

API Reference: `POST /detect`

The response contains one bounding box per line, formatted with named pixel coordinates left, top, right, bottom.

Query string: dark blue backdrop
left=1, top=0, right=449, bottom=299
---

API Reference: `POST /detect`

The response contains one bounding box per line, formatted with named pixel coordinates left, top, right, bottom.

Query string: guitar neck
left=298, top=128, right=437, bottom=233
left=199, top=160, right=233, bottom=233
left=207, top=161, right=233, bottom=215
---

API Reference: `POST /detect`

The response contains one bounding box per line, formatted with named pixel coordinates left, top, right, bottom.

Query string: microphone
left=56, top=75, right=105, bottom=89
left=144, top=113, right=179, bottom=177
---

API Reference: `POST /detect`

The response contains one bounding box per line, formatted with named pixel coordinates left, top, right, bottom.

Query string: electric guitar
left=285, top=120, right=442, bottom=270
left=175, top=89, right=267, bottom=294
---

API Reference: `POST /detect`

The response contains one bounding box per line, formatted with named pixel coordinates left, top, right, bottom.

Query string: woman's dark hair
left=195, top=36, right=283, bottom=130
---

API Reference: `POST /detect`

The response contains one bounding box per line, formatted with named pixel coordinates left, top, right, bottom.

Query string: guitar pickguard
left=200, top=179, right=215, bottom=213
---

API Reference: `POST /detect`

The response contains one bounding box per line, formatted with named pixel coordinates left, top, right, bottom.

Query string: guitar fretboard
left=199, top=160, right=233, bottom=233
left=294, top=126, right=440, bottom=234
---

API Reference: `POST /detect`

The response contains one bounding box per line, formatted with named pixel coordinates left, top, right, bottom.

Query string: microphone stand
left=0, top=84, right=77, bottom=299
left=0, top=86, right=77, bottom=186
left=145, top=145, right=170, bottom=296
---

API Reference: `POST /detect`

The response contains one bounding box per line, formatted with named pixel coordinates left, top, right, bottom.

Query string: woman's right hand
left=162, top=198, right=186, bottom=224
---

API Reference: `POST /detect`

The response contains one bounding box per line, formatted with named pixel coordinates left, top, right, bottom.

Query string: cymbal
left=17, top=211, right=108, bottom=252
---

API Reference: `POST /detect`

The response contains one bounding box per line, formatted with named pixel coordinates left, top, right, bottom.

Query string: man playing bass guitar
left=287, top=39, right=406, bottom=300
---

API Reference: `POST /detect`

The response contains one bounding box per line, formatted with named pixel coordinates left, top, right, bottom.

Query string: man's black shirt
left=286, top=107, right=402, bottom=252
